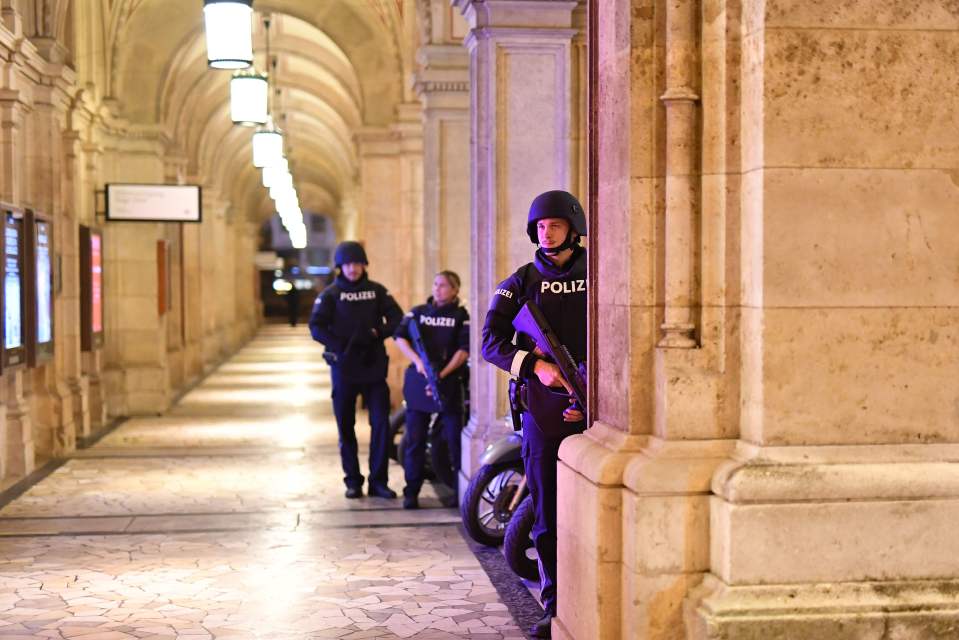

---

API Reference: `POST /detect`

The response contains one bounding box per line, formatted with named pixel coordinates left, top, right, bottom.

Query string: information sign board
left=105, top=184, right=202, bottom=223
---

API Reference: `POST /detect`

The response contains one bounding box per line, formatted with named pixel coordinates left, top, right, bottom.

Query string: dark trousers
left=330, top=369, right=391, bottom=489
left=521, top=412, right=583, bottom=615
left=402, top=408, right=462, bottom=497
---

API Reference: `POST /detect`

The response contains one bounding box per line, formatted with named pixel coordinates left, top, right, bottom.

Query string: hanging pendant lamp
left=203, top=0, right=254, bottom=70
left=252, top=118, right=284, bottom=168
left=262, top=158, right=289, bottom=188
left=231, top=69, right=268, bottom=125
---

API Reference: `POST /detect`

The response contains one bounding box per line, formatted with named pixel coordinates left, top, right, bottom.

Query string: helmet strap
left=541, top=230, right=579, bottom=255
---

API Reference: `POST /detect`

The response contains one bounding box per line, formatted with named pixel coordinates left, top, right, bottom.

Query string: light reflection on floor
left=0, top=326, right=523, bottom=639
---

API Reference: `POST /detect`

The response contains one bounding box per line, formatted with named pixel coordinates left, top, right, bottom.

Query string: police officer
left=481, top=191, right=587, bottom=639
left=309, top=241, right=404, bottom=499
left=394, top=270, right=470, bottom=510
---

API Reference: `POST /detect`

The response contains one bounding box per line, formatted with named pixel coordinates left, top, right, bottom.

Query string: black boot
left=369, top=484, right=397, bottom=499
left=345, top=486, right=363, bottom=499
left=530, top=612, right=553, bottom=638
left=403, top=494, right=419, bottom=509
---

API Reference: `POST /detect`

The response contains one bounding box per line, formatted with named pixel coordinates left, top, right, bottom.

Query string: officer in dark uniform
left=394, top=270, right=470, bottom=510
left=309, top=241, right=404, bottom=499
left=481, top=191, right=587, bottom=639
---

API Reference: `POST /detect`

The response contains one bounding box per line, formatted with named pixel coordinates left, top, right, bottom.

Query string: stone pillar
left=5, top=374, right=33, bottom=478
left=234, top=220, right=259, bottom=344
left=355, top=106, right=424, bottom=311
left=102, top=218, right=170, bottom=415
left=556, top=1, right=738, bottom=638
left=163, top=155, right=187, bottom=393
left=28, top=66, right=79, bottom=458
left=355, top=109, right=425, bottom=400
left=199, top=189, right=228, bottom=371
left=216, top=208, right=237, bottom=356
left=78, top=141, right=106, bottom=432
left=687, top=3, right=959, bottom=637
left=452, top=0, right=582, bottom=492
left=414, top=3, right=471, bottom=300
left=0, top=73, right=34, bottom=477
left=62, top=130, right=90, bottom=443
left=559, top=1, right=959, bottom=639
left=181, top=215, right=204, bottom=384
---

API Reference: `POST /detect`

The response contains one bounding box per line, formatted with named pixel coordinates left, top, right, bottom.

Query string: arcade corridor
left=0, top=327, right=523, bottom=639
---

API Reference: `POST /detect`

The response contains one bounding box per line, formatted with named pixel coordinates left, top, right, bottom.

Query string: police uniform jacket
left=395, top=298, right=470, bottom=413
left=309, top=273, right=403, bottom=383
left=481, top=246, right=587, bottom=438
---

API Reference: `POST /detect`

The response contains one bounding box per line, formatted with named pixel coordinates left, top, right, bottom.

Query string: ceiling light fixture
left=203, top=0, right=254, bottom=70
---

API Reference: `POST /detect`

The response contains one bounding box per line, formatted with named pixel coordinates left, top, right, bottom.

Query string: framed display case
left=2, top=205, right=26, bottom=368
left=26, top=209, right=54, bottom=365
left=79, top=225, right=104, bottom=351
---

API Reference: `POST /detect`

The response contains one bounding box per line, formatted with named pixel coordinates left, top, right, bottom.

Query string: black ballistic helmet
left=334, top=241, right=368, bottom=267
left=526, top=190, right=587, bottom=244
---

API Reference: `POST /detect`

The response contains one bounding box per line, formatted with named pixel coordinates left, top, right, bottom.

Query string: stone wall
left=0, top=1, right=263, bottom=489
left=556, top=1, right=959, bottom=639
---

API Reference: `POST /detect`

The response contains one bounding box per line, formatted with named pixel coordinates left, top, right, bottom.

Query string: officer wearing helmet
left=481, top=190, right=587, bottom=638
left=309, top=241, right=404, bottom=500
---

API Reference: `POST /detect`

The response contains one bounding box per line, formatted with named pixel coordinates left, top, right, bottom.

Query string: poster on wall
left=28, top=211, right=54, bottom=364
left=91, top=232, right=102, bottom=335
left=80, top=225, right=104, bottom=351
left=2, top=207, right=25, bottom=367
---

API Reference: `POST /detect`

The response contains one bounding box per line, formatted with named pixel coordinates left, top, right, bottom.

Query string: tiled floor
left=0, top=326, right=525, bottom=639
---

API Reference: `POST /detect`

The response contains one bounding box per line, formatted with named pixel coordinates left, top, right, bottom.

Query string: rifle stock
left=408, top=319, right=446, bottom=412
left=512, top=301, right=587, bottom=411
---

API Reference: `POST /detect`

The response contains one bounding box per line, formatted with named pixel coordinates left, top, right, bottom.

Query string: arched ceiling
left=105, top=0, right=409, bottom=225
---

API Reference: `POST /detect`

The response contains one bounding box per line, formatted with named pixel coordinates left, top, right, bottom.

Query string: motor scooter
left=460, top=431, right=528, bottom=547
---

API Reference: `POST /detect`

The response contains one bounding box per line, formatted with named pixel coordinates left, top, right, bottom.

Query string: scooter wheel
left=460, top=462, right=525, bottom=546
left=503, top=495, right=539, bottom=581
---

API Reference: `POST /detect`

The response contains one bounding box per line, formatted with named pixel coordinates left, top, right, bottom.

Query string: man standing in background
left=309, top=241, right=404, bottom=499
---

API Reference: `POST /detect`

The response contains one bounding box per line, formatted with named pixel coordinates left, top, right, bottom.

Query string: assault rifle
left=512, top=301, right=587, bottom=412
left=408, top=319, right=446, bottom=412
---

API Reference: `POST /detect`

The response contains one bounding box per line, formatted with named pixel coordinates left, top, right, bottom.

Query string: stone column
left=163, top=155, right=187, bottom=393
left=687, top=3, right=959, bottom=637
left=199, top=189, right=228, bottom=371
left=216, top=209, right=237, bottom=356
left=78, top=141, right=106, bottom=432
left=181, top=213, right=204, bottom=384
left=355, top=110, right=425, bottom=401
left=5, top=374, right=33, bottom=478
left=556, top=1, right=738, bottom=638
left=102, top=217, right=170, bottom=415
left=62, top=130, right=90, bottom=443
left=452, top=0, right=582, bottom=493
left=234, top=220, right=259, bottom=344
left=0, top=74, right=34, bottom=477
left=414, top=6, right=471, bottom=300
left=28, top=66, right=79, bottom=458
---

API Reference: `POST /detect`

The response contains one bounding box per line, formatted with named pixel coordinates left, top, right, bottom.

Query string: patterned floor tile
left=0, top=327, right=524, bottom=640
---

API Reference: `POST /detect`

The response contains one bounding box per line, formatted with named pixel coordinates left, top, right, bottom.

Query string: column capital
left=452, top=0, right=579, bottom=30
left=414, top=45, right=470, bottom=109
left=354, top=126, right=400, bottom=158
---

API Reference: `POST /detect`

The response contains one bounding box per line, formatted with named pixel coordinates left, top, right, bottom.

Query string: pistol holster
left=508, top=377, right=528, bottom=431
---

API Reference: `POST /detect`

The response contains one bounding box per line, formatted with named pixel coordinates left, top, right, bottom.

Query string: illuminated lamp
left=270, top=183, right=296, bottom=204
left=261, top=158, right=289, bottom=188
left=203, top=0, right=254, bottom=70
left=252, top=119, right=283, bottom=168
left=231, top=69, right=268, bottom=125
